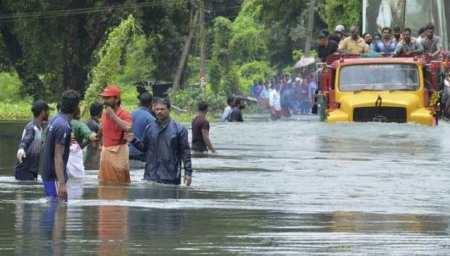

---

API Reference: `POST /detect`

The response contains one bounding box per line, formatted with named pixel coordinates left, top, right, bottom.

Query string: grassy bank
left=0, top=100, right=198, bottom=122
left=0, top=81, right=263, bottom=122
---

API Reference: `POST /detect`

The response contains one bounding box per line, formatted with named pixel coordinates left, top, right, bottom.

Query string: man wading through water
left=41, top=90, right=80, bottom=202
left=15, top=100, right=54, bottom=181
left=191, top=102, right=216, bottom=154
left=97, top=85, right=132, bottom=184
left=126, top=98, right=193, bottom=186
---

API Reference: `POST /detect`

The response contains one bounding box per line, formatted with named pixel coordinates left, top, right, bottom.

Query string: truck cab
left=319, top=54, right=446, bottom=126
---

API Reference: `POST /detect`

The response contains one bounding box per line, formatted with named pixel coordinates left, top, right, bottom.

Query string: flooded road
left=1, top=116, right=450, bottom=255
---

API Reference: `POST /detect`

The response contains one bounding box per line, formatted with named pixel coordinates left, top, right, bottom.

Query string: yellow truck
left=319, top=54, right=448, bottom=125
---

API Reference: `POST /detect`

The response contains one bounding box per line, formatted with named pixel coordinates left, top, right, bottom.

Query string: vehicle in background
left=318, top=53, right=449, bottom=125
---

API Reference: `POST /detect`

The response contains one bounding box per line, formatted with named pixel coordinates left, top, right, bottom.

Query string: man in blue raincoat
left=126, top=98, right=193, bottom=186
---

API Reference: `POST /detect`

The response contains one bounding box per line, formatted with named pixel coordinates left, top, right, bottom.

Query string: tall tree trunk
left=172, top=8, right=199, bottom=91
left=63, top=8, right=87, bottom=94
left=63, top=0, right=123, bottom=98
left=0, top=24, right=44, bottom=100
left=199, top=0, right=206, bottom=79
left=304, top=0, right=316, bottom=57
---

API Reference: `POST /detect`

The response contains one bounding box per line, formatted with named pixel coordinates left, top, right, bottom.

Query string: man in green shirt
left=67, top=109, right=98, bottom=178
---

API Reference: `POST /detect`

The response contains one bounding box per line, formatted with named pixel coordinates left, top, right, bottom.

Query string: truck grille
left=353, top=107, right=407, bottom=123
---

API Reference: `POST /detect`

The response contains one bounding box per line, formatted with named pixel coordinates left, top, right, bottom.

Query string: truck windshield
left=339, top=64, right=420, bottom=92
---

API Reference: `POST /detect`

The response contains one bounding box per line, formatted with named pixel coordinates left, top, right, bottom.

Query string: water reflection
left=41, top=202, right=67, bottom=255
left=128, top=184, right=189, bottom=243
left=97, top=184, right=129, bottom=256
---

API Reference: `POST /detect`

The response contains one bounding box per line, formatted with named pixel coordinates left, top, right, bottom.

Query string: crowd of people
left=248, top=69, right=318, bottom=120
left=14, top=85, right=220, bottom=202
left=316, top=22, right=444, bottom=62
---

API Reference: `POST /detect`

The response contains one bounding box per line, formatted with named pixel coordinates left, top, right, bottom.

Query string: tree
left=63, top=0, right=126, bottom=96
left=318, top=0, right=361, bottom=31
left=172, top=6, right=199, bottom=91
left=208, top=16, right=232, bottom=93
left=81, top=15, right=138, bottom=115
left=0, top=0, right=129, bottom=100
left=229, top=0, right=268, bottom=64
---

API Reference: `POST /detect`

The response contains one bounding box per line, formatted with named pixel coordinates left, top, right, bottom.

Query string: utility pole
left=304, top=0, right=316, bottom=57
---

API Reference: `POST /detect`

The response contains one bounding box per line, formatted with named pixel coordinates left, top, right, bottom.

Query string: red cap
left=99, top=85, right=121, bottom=97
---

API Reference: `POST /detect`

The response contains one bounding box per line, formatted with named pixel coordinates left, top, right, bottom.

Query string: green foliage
left=0, top=72, right=28, bottom=101
left=118, top=35, right=156, bottom=85
left=0, top=100, right=34, bottom=120
left=229, top=1, right=268, bottom=64
left=139, top=1, right=192, bottom=82
left=208, top=59, right=221, bottom=93
left=211, top=17, right=232, bottom=74
left=255, top=0, right=314, bottom=68
left=238, top=61, right=274, bottom=93
left=185, top=57, right=201, bottom=86
left=283, top=66, right=296, bottom=77
left=81, top=15, right=139, bottom=116
left=293, top=49, right=318, bottom=61
left=293, top=50, right=305, bottom=62
left=212, top=17, right=232, bottom=53
left=208, top=16, right=232, bottom=95
left=222, top=67, right=242, bottom=95
left=167, top=86, right=226, bottom=114
left=318, top=0, right=361, bottom=31
left=118, top=85, right=139, bottom=111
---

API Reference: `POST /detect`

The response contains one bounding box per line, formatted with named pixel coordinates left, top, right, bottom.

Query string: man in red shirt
left=98, top=85, right=132, bottom=183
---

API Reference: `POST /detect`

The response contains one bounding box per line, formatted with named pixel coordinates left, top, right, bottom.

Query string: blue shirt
left=40, top=113, right=72, bottom=181
left=129, top=106, right=155, bottom=160
left=371, top=39, right=397, bottom=53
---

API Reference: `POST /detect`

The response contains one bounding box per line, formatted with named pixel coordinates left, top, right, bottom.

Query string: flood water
left=1, top=116, right=450, bottom=255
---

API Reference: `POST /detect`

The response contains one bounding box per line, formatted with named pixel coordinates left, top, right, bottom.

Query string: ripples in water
left=1, top=118, right=450, bottom=254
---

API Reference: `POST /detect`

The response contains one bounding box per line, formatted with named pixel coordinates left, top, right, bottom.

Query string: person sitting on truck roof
left=338, top=26, right=368, bottom=55
left=394, top=28, right=423, bottom=57
left=392, top=26, right=402, bottom=44
left=362, top=33, right=373, bottom=49
left=316, top=33, right=338, bottom=62
left=420, top=23, right=443, bottom=60
left=371, top=27, right=396, bottom=54
left=330, top=25, right=344, bottom=42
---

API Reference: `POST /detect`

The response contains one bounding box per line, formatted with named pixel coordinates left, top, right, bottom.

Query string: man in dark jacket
left=126, top=98, right=193, bottom=186
left=15, top=100, right=53, bottom=181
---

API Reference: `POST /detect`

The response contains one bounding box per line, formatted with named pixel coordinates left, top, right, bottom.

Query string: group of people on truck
left=316, top=22, right=444, bottom=62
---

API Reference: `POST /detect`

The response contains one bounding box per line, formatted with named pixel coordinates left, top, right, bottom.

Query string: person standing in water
left=15, top=100, right=54, bottom=181
left=191, top=102, right=216, bottom=154
left=126, top=98, right=193, bottom=186
left=97, top=85, right=132, bottom=184
left=129, top=92, right=155, bottom=162
left=40, top=89, right=80, bottom=202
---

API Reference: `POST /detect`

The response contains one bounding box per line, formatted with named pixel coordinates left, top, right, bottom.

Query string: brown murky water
left=1, top=117, right=450, bottom=255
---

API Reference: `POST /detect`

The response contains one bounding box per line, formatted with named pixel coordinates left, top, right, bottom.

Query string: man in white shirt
left=221, top=96, right=234, bottom=122
left=269, top=84, right=281, bottom=120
